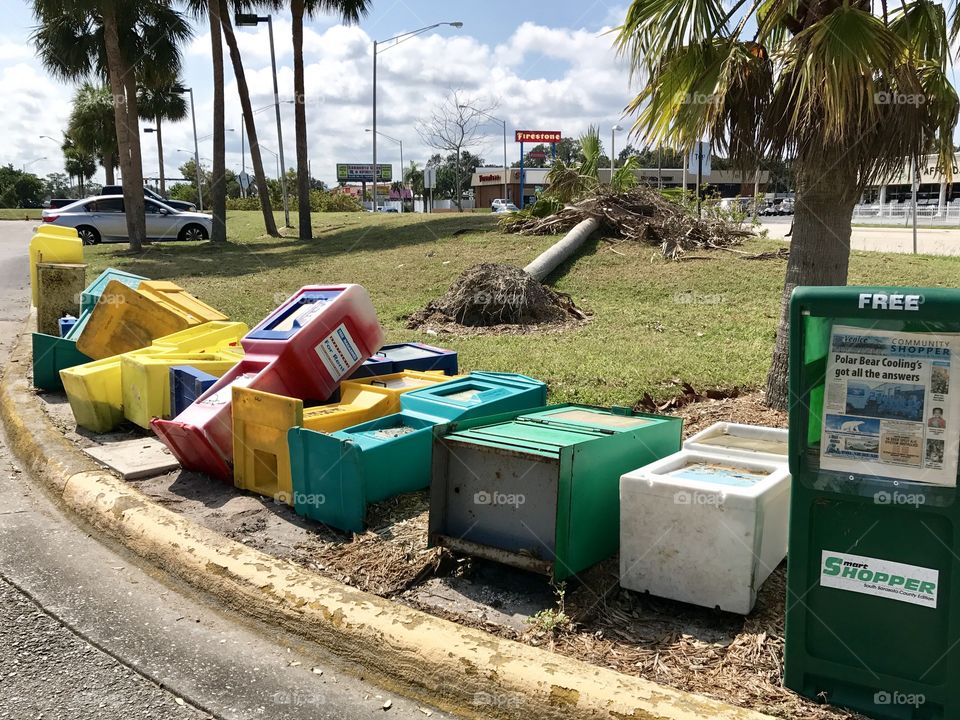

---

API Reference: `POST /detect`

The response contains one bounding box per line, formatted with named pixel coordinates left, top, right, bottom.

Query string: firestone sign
left=515, top=130, right=561, bottom=143
left=479, top=173, right=502, bottom=183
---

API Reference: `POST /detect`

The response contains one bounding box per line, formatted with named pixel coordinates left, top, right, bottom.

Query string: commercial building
left=470, top=166, right=769, bottom=209
left=860, top=153, right=960, bottom=216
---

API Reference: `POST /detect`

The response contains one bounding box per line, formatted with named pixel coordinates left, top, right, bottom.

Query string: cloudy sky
left=2, top=0, right=638, bottom=186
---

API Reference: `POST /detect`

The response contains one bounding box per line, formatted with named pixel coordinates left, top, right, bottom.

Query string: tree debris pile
left=500, top=187, right=752, bottom=259
left=407, top=263, right=586, bottom=329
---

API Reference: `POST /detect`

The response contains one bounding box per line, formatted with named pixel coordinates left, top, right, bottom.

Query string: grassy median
left=79, top=210, right=960, bottom=405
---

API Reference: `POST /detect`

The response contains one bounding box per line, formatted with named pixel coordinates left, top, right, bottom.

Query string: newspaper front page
left=820, top=325, right=960, bottom=485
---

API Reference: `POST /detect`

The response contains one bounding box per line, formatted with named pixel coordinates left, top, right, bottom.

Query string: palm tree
left=67, top=83, right=118, bottom=184
left=32, top=0, right=191, bottom=251
left=220, top=0, right=280, bottom=237
left=137, top=85, right=188, bottom=196
left=62, top=137, right=97, bottom=195
left=616, top=0, right=959, bottom=409
left=290, top=0, right=371, bottom=239
left=181, top=0, right=227, bottom=244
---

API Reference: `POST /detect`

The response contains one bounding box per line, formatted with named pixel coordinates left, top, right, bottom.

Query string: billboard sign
left=515, top=130, right=562, bottom=144
left=336, top=163, right=392, bottom=182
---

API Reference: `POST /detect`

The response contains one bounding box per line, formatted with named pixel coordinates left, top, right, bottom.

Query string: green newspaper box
left=785, top=286, right=960, bottom=719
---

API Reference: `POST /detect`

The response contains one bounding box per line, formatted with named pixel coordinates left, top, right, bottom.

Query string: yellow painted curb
left=0, top=318, right=774, bottom=720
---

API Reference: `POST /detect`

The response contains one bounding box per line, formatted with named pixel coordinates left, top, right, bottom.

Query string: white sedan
left=41, top=195, right=213, bottom=245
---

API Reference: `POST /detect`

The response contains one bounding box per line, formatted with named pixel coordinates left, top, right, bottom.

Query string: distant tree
left=44, top=172, right=72, bottom=198
left=137, top=84, right=188, bottom=196
left=61, top=138, right=97, bottom=196
left=67, top=83, right=118, bottom=184
left=0, top=166, right=45, bottom=207
left=288, top=0, right=371, bottom=238
left=417, top=90, right=496, bottom=211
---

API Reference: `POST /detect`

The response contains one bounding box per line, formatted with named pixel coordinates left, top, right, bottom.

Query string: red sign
left=479, top=174, right=502, bottom=183
left=527, top=151, right=547, bottom=160
left=515, top=130, right=561, bottom=144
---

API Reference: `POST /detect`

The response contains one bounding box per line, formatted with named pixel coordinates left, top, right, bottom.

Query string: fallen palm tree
left=410, top=186, right=754, bottom=332
left=500, top=187, right=752, bottom=260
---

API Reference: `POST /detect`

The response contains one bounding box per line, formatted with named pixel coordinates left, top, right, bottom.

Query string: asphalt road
left=0, top=222, right=452, bottom=720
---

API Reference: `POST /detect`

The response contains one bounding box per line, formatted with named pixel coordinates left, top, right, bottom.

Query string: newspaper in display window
left=820, top=325, right=960, bottom=485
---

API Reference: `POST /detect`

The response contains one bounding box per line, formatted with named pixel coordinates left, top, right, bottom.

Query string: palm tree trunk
left=291, top=0, right=311, bottom=240
left=218, top=0, right=279, bottom=238
left=103, top=155, right=115, bottom=185
left=764, top=164, right=858, bottom=410
left=209, top=0, right=227, bottom=244
left=156, top=119, right=166, bottom=196
left=102, top=4, right=145, bottom=252
left=124, top=72, right=149, bottom=246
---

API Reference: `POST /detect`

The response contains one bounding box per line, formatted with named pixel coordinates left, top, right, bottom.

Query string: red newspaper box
left=152, top=285, right=385, bottom=479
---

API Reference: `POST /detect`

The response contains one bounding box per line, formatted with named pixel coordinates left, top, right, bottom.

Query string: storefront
left=471, top=167, right=552, bottom=209
left=471, top=166, right=768, bottom=208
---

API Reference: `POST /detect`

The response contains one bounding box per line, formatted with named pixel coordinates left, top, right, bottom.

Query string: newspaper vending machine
left=785, top=287, right=960, bottom=719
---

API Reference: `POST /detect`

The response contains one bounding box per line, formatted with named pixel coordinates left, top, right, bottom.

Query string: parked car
left=493, top=203, right=520, bottom=213
left=41, top=196, right=212, bottom=245
left=491, top=198, right=511, bottom=211
left=101, top=185, right=197, bottom=212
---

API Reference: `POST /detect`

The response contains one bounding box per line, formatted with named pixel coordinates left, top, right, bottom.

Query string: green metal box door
left=785, top=286, right=960, bottom=720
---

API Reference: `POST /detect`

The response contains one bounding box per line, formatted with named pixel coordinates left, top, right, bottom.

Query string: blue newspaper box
left=170, top=365, right=220, bottom=418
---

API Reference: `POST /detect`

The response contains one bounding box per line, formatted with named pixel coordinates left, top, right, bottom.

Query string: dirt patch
left=407, top=263, right=587, bottom=333
left=40, top=388, right=857, bottom=719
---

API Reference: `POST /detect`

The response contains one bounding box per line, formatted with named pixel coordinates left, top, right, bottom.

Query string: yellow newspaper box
left=233, top=371, right=460, bottom=503
left=61, top=322, right=246, bottom=433
left=29, top=225, right=83, bottom=306
left=122, top=350, right=243, bottom=429
left=76, top=280, right=228, bottom=359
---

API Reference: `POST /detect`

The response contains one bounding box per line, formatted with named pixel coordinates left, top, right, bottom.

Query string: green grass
left=79, top=210, right=960, bottom=406
left=0, top=208, right=41, bottom=220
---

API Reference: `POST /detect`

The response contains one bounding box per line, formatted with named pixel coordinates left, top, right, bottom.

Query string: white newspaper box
left=684, top=421, right=788, bottom=462
left=620, top=448, right=790, bottom=614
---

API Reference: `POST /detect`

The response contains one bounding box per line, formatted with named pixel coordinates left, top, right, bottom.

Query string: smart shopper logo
left=820, top=550, right=938, bottom=608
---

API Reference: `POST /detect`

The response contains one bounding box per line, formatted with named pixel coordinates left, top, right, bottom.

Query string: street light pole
left=266, top=16, right=290, bottom=227
left=460, top=105, right=508, bottom=203
left=373, top=21, right=463, bottom=212
left=188, top=88, right=202, bottom=211
left=172, top=85, right=203, bottom=210
left=611, top=124, right=622, bottom=184
left=236, top=14, right=290, bottom=226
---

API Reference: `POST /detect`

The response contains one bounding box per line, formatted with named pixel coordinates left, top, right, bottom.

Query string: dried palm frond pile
left=407, top=262, right=587, bottom=330
left=500, top=187, right=753, bottom=259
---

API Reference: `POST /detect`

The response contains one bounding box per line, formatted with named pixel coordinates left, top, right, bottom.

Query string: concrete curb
left=0, top=319, right=773, bottom=720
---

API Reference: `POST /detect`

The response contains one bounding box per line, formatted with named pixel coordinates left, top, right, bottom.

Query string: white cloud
left=1, top=17, right=639, bottom=185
